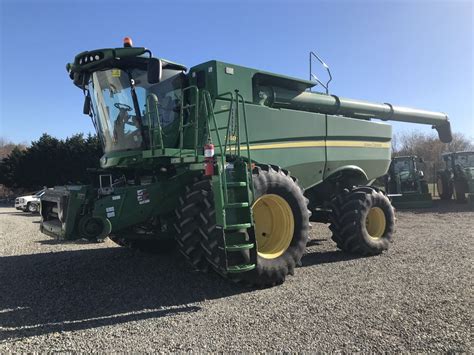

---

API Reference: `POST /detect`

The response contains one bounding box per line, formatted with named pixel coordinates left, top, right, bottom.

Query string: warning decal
left=137, top=189, right=150, bottom=205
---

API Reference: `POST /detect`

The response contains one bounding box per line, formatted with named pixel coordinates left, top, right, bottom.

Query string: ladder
left=203, top=90, right=257, bottom=274
left=146, top=87, right=258, bottom=274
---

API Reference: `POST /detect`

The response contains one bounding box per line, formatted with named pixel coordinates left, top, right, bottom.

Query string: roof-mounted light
left=123, top=37, right=133, bottom=48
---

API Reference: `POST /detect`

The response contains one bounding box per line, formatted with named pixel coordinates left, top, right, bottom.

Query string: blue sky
left=1, top=0, right=473, bottom=144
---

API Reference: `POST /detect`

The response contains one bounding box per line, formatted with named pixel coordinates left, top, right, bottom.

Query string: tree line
left=392, top=131, right=473, bottom=182
left=0, top=133, right=102, bottom=191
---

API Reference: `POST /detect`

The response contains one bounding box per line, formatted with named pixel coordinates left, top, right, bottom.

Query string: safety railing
left=145, top=93, right=165, bottom=155
left=202, top=89, right=254, bottom=205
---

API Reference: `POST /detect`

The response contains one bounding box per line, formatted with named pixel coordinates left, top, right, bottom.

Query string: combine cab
left=384, top=156, right=432, bottom=208
left=40, top=38, right=453, bottom=287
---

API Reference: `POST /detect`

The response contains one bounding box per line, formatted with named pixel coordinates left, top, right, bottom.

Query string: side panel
left=211, top=100, right=327, bottom=188
left=326, top=116, right=392, bottom=180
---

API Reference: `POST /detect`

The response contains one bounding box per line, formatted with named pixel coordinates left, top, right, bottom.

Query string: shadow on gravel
left=301, top=249, right=364, bottom=267
left=0, top=247, right=246, bottom=341
left=396, top=199, right=474, bottom=214
left=305, top=239, right=326, bottom=247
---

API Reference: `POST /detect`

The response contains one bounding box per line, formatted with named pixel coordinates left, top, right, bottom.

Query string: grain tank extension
left=40, top=39, right=452, bottom=287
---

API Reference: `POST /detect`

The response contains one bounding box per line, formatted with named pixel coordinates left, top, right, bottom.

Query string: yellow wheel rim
left=437, top=178, right=443, bottom=195
left=252, top=194, right=294, bottom=259
left=365, top=207, right=386, bottom=239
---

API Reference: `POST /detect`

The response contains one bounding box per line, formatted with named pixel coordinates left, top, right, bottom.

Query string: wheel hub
left=365, top=207, right=386, bottom=239
left=252, top=194, right=294, bottom=259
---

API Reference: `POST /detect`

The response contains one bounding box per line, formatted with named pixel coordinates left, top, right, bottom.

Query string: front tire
left=27, top=202, right=38, bottom=213
left=329, top=187, right=395, bottom=255
left=201, top=165, right=310, bottom=287
left=174, top=177, right=211, bottom=271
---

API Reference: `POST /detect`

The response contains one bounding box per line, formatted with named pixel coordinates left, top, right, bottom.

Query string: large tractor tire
left=437, top=174, right=453, bottom=200
left=173, top=177, right=212, bottom=271
left=453, top=180, right=467, bottom=202
left=329, top=186, right=395, bottom=255
left=200, top=165, right=310, bottom=287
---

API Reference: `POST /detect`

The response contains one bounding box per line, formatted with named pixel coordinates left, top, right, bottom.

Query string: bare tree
left=0, top=137, right=27, bottom=159
left=392, top=131, right=474, bottom=181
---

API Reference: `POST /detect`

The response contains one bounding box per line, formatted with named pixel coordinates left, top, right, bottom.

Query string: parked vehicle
left=40, top=39, right=452, bottom=287
left=437, top=151, right=474, bottom=203
left=15, top=189, right=46, bottom=213
left=384, top=156, right=432, bottom=208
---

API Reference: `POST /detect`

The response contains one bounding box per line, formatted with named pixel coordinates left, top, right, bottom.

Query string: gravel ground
left=0, top=202, right=472, bottom=352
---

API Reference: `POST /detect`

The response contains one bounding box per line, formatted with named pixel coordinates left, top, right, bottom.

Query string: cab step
left=227, top=181, right=247, bottom=187
left=226, top=242, right=254, bottom=251
left=226, top=223, right=252, bottom=230
left=225, top=202, right=249, bottom=209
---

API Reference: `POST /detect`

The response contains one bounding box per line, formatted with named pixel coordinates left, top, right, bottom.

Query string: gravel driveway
left=0, top=202, right=472, bottom=352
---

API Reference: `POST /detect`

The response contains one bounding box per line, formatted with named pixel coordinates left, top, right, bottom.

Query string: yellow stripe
left=243, top=140, right=390, bottom=150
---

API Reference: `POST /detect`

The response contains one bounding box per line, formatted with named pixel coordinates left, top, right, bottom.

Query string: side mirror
left=147, top=58, right=162, bottom=84
left=418, top=157, right=424, bottom=163
left=83, top=95, right=91, bottom=115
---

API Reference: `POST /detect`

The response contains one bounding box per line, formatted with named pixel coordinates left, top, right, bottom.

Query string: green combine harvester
left=384, top=156, right=433, bottom=208
left=40, top=38, right=453, bottom=287
left=437, top=151, right=474, bottom=204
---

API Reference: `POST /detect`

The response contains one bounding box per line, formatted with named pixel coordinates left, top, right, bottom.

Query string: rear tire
left=329, top=186, right=395, bottom=255
left=437, top=173, right=453, bottom=200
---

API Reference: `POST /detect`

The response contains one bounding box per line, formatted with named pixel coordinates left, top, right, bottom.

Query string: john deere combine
left=384, top=156, right=432, bottom=208
left=40, top=39, right=452, bottom=286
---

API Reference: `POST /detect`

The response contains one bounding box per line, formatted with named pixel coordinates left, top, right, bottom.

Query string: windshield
left=454, top=153, right=474, bottom=168
left=393, top=159, right=414, bottom=174
left=89, top=67, right=183, bottom=153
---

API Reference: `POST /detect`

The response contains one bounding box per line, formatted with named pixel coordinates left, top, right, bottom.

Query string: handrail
left=178, top=85, right=200, bottom=156
left=235, top=91, right=254, bottom=198
left=309, top=51, right=332, bottom=94
left=202, top=91, right=234, bottom=205
left=202, top=89, right=254, bottom=205
left=145, top=93, right=165, bottom=155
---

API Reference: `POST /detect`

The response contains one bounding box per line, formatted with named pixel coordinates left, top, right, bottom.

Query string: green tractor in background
left=384, top=156, right=432, bottom=208
left=437, top=151, right=474, bottom=203
left=40, top=39, right=453, bottom=287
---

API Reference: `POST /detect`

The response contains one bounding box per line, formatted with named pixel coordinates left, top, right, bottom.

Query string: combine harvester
left=384, top=156, right=433, bottom=208
left=40, top=39, right=452, bottom=286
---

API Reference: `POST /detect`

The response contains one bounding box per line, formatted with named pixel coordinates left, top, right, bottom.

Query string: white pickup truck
left=15, top=189, right=46, bottom=213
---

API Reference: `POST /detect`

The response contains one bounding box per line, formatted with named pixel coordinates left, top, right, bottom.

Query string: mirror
left=147, top=58, right=162, bottom=84
left=83, top=95, right=91, bottom=115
